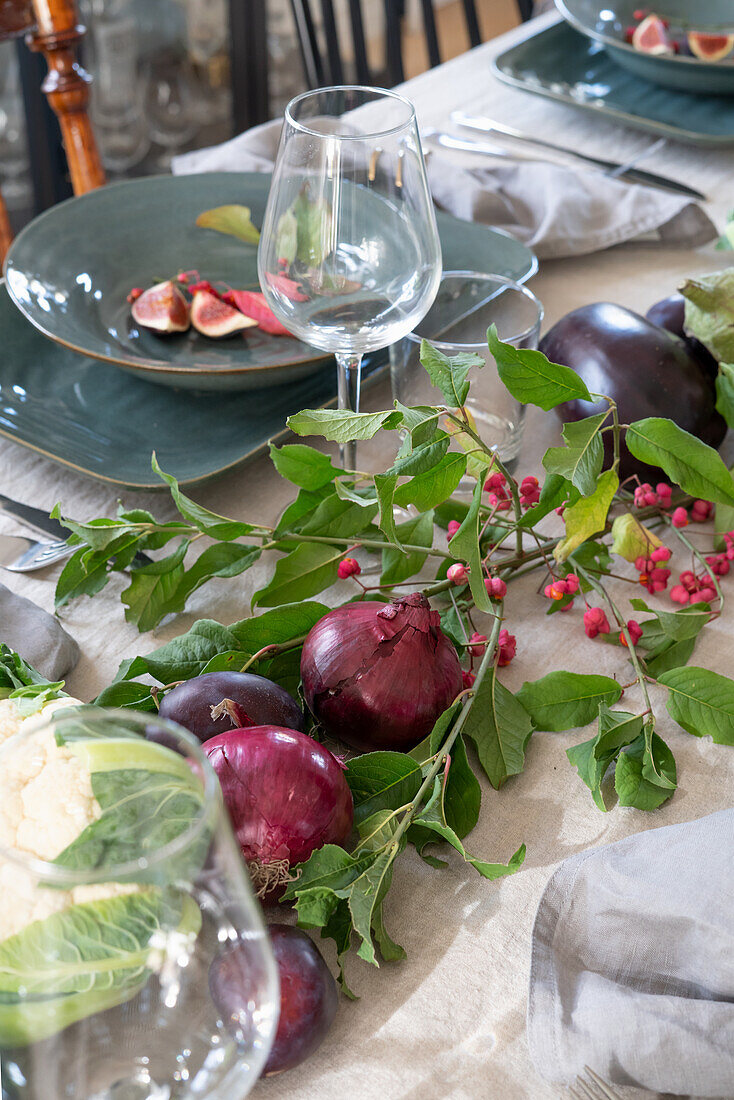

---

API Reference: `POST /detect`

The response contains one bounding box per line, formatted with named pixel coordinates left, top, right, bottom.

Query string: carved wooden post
left=27, top=0, right=105, bottom=194
left=0, top=191, right=13, bottom=266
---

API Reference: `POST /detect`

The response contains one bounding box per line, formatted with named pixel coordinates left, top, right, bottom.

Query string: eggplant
left=539, top=302, right=726, bottom=481
left=645, top=293, right=718, bottom=385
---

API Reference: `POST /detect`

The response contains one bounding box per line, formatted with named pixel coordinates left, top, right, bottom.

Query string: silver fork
left=569, top=1065, right=624, bottom=1100
left=0, top=532, right=76, bottom=573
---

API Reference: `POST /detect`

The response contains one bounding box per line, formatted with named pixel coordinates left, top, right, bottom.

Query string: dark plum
left=539, top=302, right=726, bottom=481
left=209, top=925, right=338, bottom=1076
left=645, top=293, right=719, bottom=385
left=158, top=671, right=304, bottom=742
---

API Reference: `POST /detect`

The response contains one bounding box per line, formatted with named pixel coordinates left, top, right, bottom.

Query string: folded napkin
left=0, top=584, right=79, bottom=682
left=527, top=808, right=734, bottom=1097
left=172, top=120, right=716, bottom=260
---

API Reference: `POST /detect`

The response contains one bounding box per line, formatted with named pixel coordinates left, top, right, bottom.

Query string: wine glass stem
left=336, top=351, right=363, bottom=471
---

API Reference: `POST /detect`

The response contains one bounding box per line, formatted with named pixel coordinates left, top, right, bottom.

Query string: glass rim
left=284, top=84, right=417, bottom=141
left=0, top=707, right=221, bottom=886
left=406, top=270, right=543, bottom=351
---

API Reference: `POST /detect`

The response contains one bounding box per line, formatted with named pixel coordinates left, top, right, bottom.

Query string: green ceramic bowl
left=556, top=0, right=734, bottom=94
left=3, top=172, right=536, bottom=392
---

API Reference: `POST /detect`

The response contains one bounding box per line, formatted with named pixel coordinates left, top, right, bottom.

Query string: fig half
left=632, top=14, right=673, bottom=55
left=687, top=31, right=734, bottom=61
left=131, top=280, right=190, bottom=334
left=190, top=290, right=257, bottom=338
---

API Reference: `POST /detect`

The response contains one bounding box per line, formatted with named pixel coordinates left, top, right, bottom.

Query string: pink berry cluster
left=544, top=573, right=580, bottom=607
left=670, top=571, right=717, bottom=606
left=484, top=471, right=511, bottom=511
left=633, top=480, right=715, bottom=530
left=446, top=562, right=507, bottom=602
left=633, top=481, right=672, bottom=509
left=633, top=545, right=671, bottom=594
left=461, top=625, right=517, bottom=683
left=337, top=557, right=361, bottom=579
left=583, top=606, right=610, bottom=638
left=671, top=500, right=714, bottom=528
left=520, top=476, right=540, bottom=507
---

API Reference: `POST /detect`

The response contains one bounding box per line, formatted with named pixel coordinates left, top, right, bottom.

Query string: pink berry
left=447, top=563, right=468, bottom=585
left=697, top=586, right=716, bottom=604
left=447, top=520, right=461, bottom=539
left=670, top=585, right=689, bottom=605
left=497, top=628, right=516, bottom=666
left=620, top=620, right=643, bottom=647
left=337, top=557, right=361, bottom=579
left=484, top=472, right=505, bottom=492
left=650, top=546, right=671, bottom=563
left=656, top=482, right=672, bottom=502
left=545, top=580, right=568, bottom=600
left=583, top=606, right=610, bottom=638
left=462, top=670, right=476, bottom=689
left=690, top=500, right=713, bottom=522
left=679, top=570, right=697, bottom=592
left=643, top=491, right=658, bottom=507
left=671, top=507, right=689, bottom=528
left=485, top=576, right=507, bottom=600
left=564, top=573, right=580, bottom=594
left=634, top=556, right=647, bottom=573
left=468, top=632, right=487, bottom=658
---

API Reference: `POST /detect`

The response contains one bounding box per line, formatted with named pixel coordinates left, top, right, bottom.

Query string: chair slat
left=384, top=0, right=405, bottom=85
left=461, top=0, right=481, bottom=48
left=347, top=0, right=370, bottom=84
left=516, top=0, right=534, bottom=22
left=321, top=0, right=345, bottom=85
left=420, top=0, right=441, bottom=68
left=289, top=0, right=325, bottom=88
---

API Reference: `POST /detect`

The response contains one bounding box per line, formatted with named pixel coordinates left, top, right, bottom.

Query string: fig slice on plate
left=190, top=290, right=257, bottom=338
left=687, top=31, right=734, bottom=61
left=131, top=279, right=190, bottom=334
left=632, top=14, right=673, bottom=54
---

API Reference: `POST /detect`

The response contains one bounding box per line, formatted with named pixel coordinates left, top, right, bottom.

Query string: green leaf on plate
left=464, top=670, right=533, bottom=789
left=626, top=417, right=734, bottom=506
left=542, top=413, right=607, bottom=496
left=566, top=705, right=644, bottom=811
left=292, top=189, right=333, bottom=266
left=195, top=203, right=260, bottom=244
left=610, top=513, right=663, bottom=563
left=516, top=671, right=622, bottom=732
left=554, top=469, right=618, bottom=563
left=253, top=542, right=343, bottom=607
left=269, top=443, right=341, bottom=490
left=658, top=665, right=734, bottom=744
left=419, top=341, right=484, bottom=407
left=287, top=408, right=402, bottom=443
left=487, top=324, right=592, bottom=410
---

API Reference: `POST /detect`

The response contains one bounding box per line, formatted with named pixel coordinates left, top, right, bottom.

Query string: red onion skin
left=300, top=593, right=463, bottom=753
left=202, top=726, right=353, bottom=893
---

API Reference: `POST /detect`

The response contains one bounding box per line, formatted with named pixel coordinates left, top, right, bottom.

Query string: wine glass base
left=89, top=1078, right=170, bottom=1100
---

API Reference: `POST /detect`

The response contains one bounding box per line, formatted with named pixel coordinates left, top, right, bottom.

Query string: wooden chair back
left=0, top=0, right=105, bottom=265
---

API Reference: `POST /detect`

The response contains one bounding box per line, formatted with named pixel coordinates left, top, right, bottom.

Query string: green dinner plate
left=494, top=19, right=734, bottom=145
left=557, top=0, right=734, bottom=95
left=0, top=211, right=536, bottom=487
left=3, top=172, right=536, bottom=392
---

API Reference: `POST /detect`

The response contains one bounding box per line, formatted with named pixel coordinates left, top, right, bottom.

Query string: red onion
left=300, top=593, right=463, bottom=753
left=203, top=726, right=353, bottom=901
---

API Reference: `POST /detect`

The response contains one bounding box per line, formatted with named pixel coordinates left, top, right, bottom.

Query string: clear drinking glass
left=0, top=707, right=278, bottom=1100
left=258, top=85, right=442, bottom=469
left=391, top=271, right=543, bottom=470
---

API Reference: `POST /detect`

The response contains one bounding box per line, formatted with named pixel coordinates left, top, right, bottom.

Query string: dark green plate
left=3, top=172, right=536, bottom=392
left=494, top=19, right=734, bottom=145
left=557, top=0, right=734, bottom=95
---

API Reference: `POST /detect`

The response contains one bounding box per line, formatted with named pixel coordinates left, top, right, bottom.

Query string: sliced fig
left=131, top=280, right=190, bottom=334
left=190, top=290, right=257, bottom=339
left=687, top=31, right=734, bottom=61
left=632, top=14, right=673, bottom=54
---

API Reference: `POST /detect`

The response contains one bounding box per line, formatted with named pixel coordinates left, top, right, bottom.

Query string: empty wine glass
left=258, top=86, right=442, bottom=469
left=0, top=707, right=278, bottom=1100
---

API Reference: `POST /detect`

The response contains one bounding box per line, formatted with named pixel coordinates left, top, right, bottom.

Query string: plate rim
left=493, top=17, right=734, bottom=146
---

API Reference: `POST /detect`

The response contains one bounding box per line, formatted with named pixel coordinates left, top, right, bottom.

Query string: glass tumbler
left=0, top=706, right=278, bottom=1100
left=390, top=271, right=543, bottom=468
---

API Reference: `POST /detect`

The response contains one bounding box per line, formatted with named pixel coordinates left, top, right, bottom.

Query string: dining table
left=2, top=11, right=734, bottom=1100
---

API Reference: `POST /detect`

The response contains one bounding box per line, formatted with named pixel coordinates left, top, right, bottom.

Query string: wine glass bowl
left=0, top=707, right=278, bottom=1100
left=258, top=86, right=442, bottom=467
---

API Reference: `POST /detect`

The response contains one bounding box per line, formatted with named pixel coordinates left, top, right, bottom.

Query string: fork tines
left=569, top=1065, right=624, bottom=1100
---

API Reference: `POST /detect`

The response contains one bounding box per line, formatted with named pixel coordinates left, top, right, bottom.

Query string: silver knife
left=0, top=492, right=69, bottom=541
left=449, top=112, right=706, bottom=201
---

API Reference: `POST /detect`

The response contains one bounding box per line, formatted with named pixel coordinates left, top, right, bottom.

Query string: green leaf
left=93, top=681, right=157, bottom=711
left=345, top=752, right=423, bottom=825
left=442, top=733, right=481, bottom=839
left=173, top=543, right=261, bottom=611
left=393, top=452, right=467, bottom=512
left=487, top=324, right=592, bottom=410
left=298, top=493, right=378, bottom=539
left=229, top=601, right=328, bottom=652
left=644, top=636, right=696, bottom=678
left=658, top=666, right=734, bottom=744
left=374, top=471, right=400, bottom=550
left=275, top=484, right=333, bottom=535
left=54, top=546, right=111, bottom=609
left=269, top=443, right=341, bottom=490
left=626, top=417, right=734, bottom=506
left=554, top=470, right=618, bottom=563
left=120, top=541, right=189, bottom=631
left=448, top=477, right=492, bottom=613
left=371, top=897, right=406, bottom=962
left=517, top=473, right=577, bottom=529
left=116, top=620, right=242, bottom=684
left=419, top=341, right=484, bottom=407
left=287, top=407, right=402, bottom=443
left=253, top=542, right=342, bottom=607
left=381, top=510, right=434, bottom=585
left=464, top=671, right=533, bottom=789
left=341, top=850, right=396, bottom=966
left=614, top=730, right=676, bottom=810
left=354, top=809, right=400, bottom=854
left=715, top=363, right=734, bottom=429
left=0, top=644, right=66, bottom=696
left=630, top=599, right=712, bottom=642
left=714, top=471, right=734, bottom=549
left=292, top=188, right=333, bottom=266
left=542, top=413, right=606, bottom=496
left=681, top=270, right=734, bottom=363
left=151, top=455, right=257, bottom=539
left=566, top=705, right=644, bottom=811
left=516, top=672, right=622, bottom=732
left=610, top=513, right=663, bottom=563
left=195, top=203, right=260, bottom=244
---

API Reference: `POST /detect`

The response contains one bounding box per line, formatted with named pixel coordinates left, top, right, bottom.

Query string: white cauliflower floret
left=0, top=696, right=139, bottom=942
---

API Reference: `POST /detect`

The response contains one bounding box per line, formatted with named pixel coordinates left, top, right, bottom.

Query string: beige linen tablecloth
left=2, top=13, right=734, bottom=1099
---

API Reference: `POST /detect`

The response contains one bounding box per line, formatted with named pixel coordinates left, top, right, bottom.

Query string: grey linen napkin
left=527, top=808, right=734, bottom=1097
left=0, top=584, right=79, bottom=681
left=172, top=120, right=716, bottom=260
